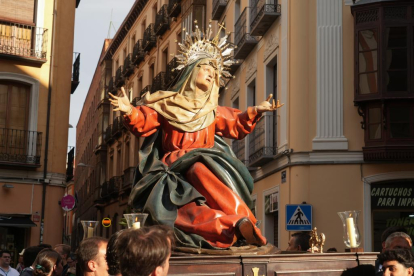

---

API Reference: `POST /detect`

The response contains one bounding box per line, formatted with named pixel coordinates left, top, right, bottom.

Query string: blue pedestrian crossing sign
left=286, top=204, right=312, bottom=231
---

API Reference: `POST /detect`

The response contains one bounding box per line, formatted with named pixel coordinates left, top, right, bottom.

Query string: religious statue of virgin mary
left=109, top=22, right=283, bottom=250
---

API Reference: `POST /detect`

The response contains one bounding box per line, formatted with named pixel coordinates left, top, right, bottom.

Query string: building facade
left=0, top=0, right=79, bottom=261
left=74, top=0, right=414, bottom=252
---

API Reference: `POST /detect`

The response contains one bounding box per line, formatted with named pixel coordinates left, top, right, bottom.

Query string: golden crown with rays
left=175, top=20, right=237, bottom=87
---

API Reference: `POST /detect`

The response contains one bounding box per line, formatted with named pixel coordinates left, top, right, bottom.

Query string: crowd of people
left=0, top=225, right=173, bottom=276
left=1, top=224, right=413, bottom=276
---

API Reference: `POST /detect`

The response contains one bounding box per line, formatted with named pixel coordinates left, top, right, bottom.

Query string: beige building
left=74, top=0, right=414, bottom=252
left=0, top=0, right=79, bottom=260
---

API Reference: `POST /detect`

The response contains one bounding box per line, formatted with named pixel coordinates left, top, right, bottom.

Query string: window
left=149, top=64, right=154, bottom=84
left=182, top=0, right=206, bottom=37
left=0, top=81, right=30, bottom=130
left=358, top=29, right=378, bottom=95
left=162, top=47, right=168, bottom=72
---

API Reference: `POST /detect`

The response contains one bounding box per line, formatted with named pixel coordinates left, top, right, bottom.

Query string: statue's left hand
left=255, top=94, right=284, bottom=114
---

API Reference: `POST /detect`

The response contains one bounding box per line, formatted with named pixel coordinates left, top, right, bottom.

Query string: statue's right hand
left=109, top=87, right=133, bottom=114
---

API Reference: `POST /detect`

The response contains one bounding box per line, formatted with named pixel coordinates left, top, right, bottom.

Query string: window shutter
left=0, top=0, right=35, bottom=24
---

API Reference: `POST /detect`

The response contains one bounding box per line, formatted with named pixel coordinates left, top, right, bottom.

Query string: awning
left=0, top=215, right=37, bottom=228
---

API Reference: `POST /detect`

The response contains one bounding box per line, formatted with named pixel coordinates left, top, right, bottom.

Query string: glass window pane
left=358, top=29, right=378, bottom=51
left=359, top=50, right=377, bottom=72
left=369, top=123, right=381, bottom=139
left=386, top=27, right=407, bottom=48
left=0, top=84, right=8, bottom=128
left=389, top=106, right=410, bottom=122
left=386, top=49, right=407, bottom=70
left=369, top=107, right=381, bottom=124
left=386, top=71, right=407, bottom=92
left=359, top=72, right=377, bottom=94
left=390, top=123, right=410, bottom=138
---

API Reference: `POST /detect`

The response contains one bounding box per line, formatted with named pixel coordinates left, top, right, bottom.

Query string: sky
left=68, top=0, right=135, bottom=148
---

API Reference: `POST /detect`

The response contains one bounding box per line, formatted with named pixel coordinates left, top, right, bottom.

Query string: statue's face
left=195, top=64, right=216, bottom=92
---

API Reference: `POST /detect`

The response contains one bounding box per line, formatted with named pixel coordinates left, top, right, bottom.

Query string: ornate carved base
left=174, top=243, right=280, bottom=256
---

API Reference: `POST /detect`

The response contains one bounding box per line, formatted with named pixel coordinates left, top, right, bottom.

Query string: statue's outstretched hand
left=255, top=94, right=284, bottom=114
left=109, top=87, right=133, bottom=115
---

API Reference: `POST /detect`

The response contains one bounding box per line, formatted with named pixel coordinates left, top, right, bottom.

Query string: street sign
left=286, top=204, right=312, bottom=231
left=61, top=195, right=76, bottom=211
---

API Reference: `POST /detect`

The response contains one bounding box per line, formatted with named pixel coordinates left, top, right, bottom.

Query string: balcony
left=0, top=128, right=42, bottom=167
left=101, top=181, right=110, bottom=199
left=248, top=113, right=277, bottom=167
left=132, top=39, right=145, bottom=65
left=155, top=4, right=170, bottom=36
left=112, top=116, right=124, bottom=138
left=106, top=77, right=117, bottom=97
left=168, top=0, right=181, bottom=17
left=115, top=66, right=125, bottom=88
left=105, top=125, right=114, bottom=144
left=122, top=167, right=135, bottom=190
left=227, top=33, right=243, bottom=74
left=232, top=139, right=246, bottom=165
left=166, top=57, right=179, bottom=87
left=141, top=85, right=152, bottom=97
left=131, top=97, right=141, bottom=107
left=152, top=72, right=167, bottom=93
left=142, top=23, right=156, bottom=52
left=250, top=0, right=281, bottom=36
left=212, top=0, right=228, bottom=20
left=234, top=8, right=260, bottom=59
left=122, top=54, right=134, bottom=78
left=0, top=21, right=48, bottom=63
left=109, top=176, right=122, bottom=197
left=71, top=52, right=80, bottom=94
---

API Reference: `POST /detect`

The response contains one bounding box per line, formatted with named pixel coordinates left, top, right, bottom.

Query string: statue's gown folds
left=125, top=105, right=267, bottom=249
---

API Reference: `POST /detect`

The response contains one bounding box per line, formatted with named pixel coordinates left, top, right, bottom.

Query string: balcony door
left=0, top=81, right=30, bottom=157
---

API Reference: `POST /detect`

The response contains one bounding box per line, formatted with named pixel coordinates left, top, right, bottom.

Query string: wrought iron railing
left=0, top=21, right=48, bottom=60
left=212, top=0, right=229, bottom=20
left=104, top=125, right=113, bottom=144
left=106, top=76, right=116, bottom=96
left=109, top=176, right=122, bottom=196
left=123, top=167, right=135, bottom=189
left=132, top=39, right=145, bottom=65
left=166, top=57, right=179, bottom=87
left=71, top=52, right=80, bottom=93
left=0, top=128, right=42, bottom=165
left=248, top=113, right=277, bottom=165
left=115, top=66, right=125, bottom=87
left=231, top=139, right=246, bottom=164
left=234, top=8, right=259, bottom=48
left=122, top=53, right=134, bottom=78
left=141, top=85, right=152, bottom=97
left=101, top=181, right=109, bottom=198
left=152, top=72, right=167, bottom=93
left=143, top=23, right=156, bottom=51
left=66, top=147, right=75, bottom=182
left=155, top=4, right=169, bottom=36
left=250, top=0, right=281, bottom=32
left=112, top=116, right=124, bottom=137
left=168, top=0, right=181, bottom=17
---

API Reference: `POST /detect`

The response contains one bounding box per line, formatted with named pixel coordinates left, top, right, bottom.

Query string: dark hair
left=326, top=247, right=338, bottom=253
left=106, top=230, right=124, bottom=275
left=0, top=250, right=11, bottom=257
left=381, top=226, right=408, bottom=243
left=378, top=249, right=414, bottom=269
left=340, top=264, right=375, bottom=276
left=54, top=244, right=71, bottom=258
left=117, top=225, right=175, bottom=276
left=32, top=249, right=62, bottom=276
left=292, top=232, right=311, bottom=251
left=23, top=246, right=44, bottom=267
left=76, top=237, right=108, bottom=273
left=37, top=244, right=52, bottom=249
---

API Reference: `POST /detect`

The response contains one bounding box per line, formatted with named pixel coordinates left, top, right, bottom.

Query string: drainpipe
left=40, top=0, right=58, bottom=244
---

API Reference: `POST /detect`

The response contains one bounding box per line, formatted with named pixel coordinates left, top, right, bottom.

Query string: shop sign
left=371, top=182, right=414, bottom=209
left=61, top=195, right=76, bottom=211
left=32, top=212, right=40, bottom=222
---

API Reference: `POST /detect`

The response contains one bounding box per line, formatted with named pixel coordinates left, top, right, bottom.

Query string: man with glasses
left=0, top=250, right=19, bottom=276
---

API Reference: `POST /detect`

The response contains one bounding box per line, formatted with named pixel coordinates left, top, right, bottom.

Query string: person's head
left=32, top=248, right=63, bottom=276
left=385, top=232, right=413, bottom=251
left=0, top=250, right=11, bottom=267
left=378, top=249, right=414, bottom=276
left=76, top=237, right=108, bottom=276
left=54, top=244, right=71, bottom=266
left=286, top=232, right=311, bottom=251
left=23, top=246, right=44, bottom=268
left=117, top=225, right=175, bottom=276
left=106, top=230, right=124, bottom=276
left=38, top=244, right=52, bottom=249
left=326, top=247, right=338, bottom=253
left=382, top=227, right=409, bottom=252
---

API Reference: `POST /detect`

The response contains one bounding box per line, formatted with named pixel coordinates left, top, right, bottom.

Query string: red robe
left=125, top=105, right=266, bottom=248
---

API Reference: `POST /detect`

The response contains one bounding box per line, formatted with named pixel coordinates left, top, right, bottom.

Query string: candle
left=346, top=217, right=357, bottom=248
left=87, top=223, right=94, bottom=238
left=132, top=216, right=140, bottom=229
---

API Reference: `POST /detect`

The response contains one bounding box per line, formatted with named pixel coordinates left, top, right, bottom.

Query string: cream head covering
left=139, top=58, right=220, bottom=132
